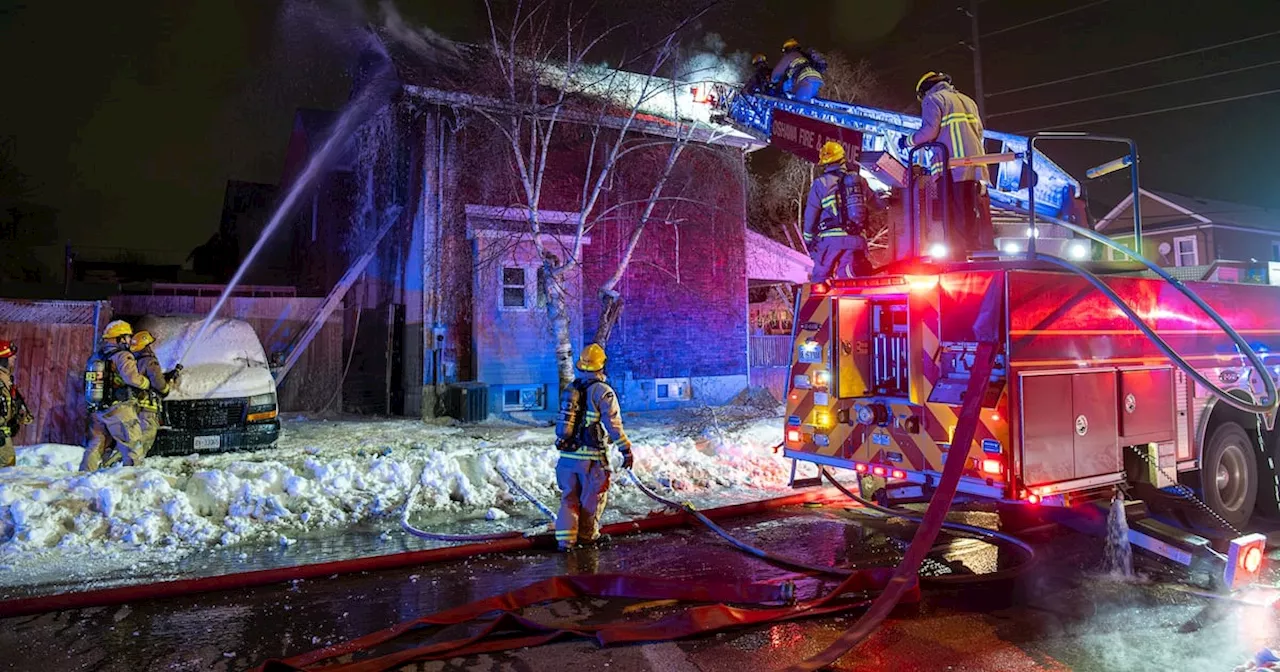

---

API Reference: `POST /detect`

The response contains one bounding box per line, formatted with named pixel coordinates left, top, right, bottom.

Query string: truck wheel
left=1199, top=421, right=1258, bottom=529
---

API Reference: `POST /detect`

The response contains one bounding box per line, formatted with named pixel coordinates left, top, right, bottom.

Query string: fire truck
left=707, top=86, right=1280, bottom=534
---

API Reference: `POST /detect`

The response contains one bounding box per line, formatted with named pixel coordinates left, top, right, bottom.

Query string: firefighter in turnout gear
left=744, top=53, right=774, bottom=95
left=771, top=38, right=825, bottom=102
left=553, top=343, right=633, bottom=551
left=81, top=320, right=151, bottom=471
left=0, top=341, right=34, bottom=468
left=804, top=141, right=887, bottom=283
left=130, top=330, right=181, bottom=461
left=901, top=71, right=994, bottom=258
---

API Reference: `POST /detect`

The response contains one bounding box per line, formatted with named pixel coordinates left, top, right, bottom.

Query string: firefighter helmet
left=0, top=340, right=13, bottom=359
left=781, top=38, right=800, bottom=52
left=102, top=320, right=133, bottom=341
left=576, top=343, right=607, bottom=372
left=818, top=141, right=846, bottom=166
left=130, top=330, right=155, bottom=352
left=751, top=52, right=767, bottom=66
left=915, top=71, right=952, bottom=100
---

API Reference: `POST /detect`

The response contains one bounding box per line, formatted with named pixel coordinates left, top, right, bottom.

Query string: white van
left=135, top=316, right=280, bottom=456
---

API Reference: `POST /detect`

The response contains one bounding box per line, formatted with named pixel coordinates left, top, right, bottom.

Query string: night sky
left=3, top=0, right=1279, bottom=270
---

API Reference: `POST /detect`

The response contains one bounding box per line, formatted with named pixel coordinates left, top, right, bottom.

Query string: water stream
left=1103, top=493, right=1135, bottom=578
left=177, top=39, right=397, bottom=367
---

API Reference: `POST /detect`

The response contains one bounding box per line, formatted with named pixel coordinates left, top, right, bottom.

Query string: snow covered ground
left=0, top=413, right=791, bottom=590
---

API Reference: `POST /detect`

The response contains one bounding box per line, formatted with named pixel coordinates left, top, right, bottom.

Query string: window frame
left=499, top=266, right=531, bottom=311
left=1172, top=235, right=1198, bottom=267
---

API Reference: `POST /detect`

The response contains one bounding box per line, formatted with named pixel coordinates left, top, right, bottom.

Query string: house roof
left=745, top=229, right=811, bottom=284
left=1096, top=187, right=1280, bottom=234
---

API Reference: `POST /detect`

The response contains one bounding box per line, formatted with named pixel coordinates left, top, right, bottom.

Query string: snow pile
left=0, top=416, right=789, bottom=567
left=136, top=316, right=274, bottom=401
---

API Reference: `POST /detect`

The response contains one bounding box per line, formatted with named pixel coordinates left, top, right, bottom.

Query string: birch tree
left=476, top=0, right=720, bottom=388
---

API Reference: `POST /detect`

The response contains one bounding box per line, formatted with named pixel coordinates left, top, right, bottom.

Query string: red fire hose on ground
left=254, top=340, right=1002, bottom=672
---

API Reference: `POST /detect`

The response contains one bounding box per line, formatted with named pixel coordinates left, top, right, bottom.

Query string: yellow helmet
left=102, top=320, right=133, bottom=340
left=818, top=141, right=846, bottom=166
left=751, top=52, right=767, bottom=66
left=130, top=330, right=155, bottom=352
left=781, top=38, right=800, bottom=52
left=576, top=343, right=607, bottom=372
left=915, top=71, right=952, bottom=100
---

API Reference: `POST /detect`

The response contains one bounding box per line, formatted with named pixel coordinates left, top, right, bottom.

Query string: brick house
left=1095, top=188, right=1280, bottom=282
left=278, top=40, right=802, bottom=419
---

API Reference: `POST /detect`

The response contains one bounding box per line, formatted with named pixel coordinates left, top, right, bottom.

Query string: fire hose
left=400, top=466, right=556, bottom=543
left=258, top=343, right=1001, bottom=671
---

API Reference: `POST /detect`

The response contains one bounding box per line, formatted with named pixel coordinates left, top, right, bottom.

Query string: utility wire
left=1017, top=88, right=1280, bottom=132
left=989, top=59, right=1280, bottom=118
left=982, top=0, right=1116, bottom=39
left=881, top=40, right=967, bottom=75
left=989, top=28, right=1280, bottom=97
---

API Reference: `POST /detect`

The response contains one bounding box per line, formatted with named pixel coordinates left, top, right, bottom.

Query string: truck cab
left=136, top=316, right=280, bottom=456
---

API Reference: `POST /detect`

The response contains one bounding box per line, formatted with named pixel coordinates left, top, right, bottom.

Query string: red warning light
left=871, top=465, right=887, bottom=477
left=1225, top=533, right=1268, bottom=590
left=786, top=429, right=801, bottom=444
left=811, top=282, right=830, bottom=295
left=981, top=459, right=1004, bottom=475
left=1244, top=546, right=1264, bottom=574
left=854, top=463, right=869, bottom=474
left=1025, top=493, right=1041, bottom=505
left=890, top=469, right=906, bottom=480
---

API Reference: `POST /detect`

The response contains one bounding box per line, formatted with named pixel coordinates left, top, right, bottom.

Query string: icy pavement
left=0, top=413, right=792, bottom=593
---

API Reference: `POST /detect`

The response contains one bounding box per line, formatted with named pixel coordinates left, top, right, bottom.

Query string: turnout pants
left=0, top=435, right=13, bottom=468
left=81, top=403, right=145, bottom=471
left=949, top=180, right=993, bottom=259
left=137, top=407, right=161, bottom=461
left=809, top=235, right=872, bottom=283
left=555, top=456, right=611, bottom=549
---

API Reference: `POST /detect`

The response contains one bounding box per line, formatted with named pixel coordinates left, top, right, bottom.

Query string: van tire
left=1199, top=421, right=1258, bottom=530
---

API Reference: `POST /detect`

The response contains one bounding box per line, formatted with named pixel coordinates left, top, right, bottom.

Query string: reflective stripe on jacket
left=557, top=372, right=629, bottom=461
left=802, top=165, right=885, bottom=244
left=910, top=82, right=989, bottom=183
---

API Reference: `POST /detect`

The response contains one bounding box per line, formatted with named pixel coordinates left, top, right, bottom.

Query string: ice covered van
left=135, top=316, right=280, bottom=456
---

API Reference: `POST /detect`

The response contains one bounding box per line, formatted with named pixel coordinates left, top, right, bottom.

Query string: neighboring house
left=279, top=35, right=799, bottom=419
left=1095, top=188, right=1280, bottom=282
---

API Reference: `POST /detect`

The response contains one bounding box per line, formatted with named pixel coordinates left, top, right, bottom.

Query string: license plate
left=193, top=435, right=221, bottom=450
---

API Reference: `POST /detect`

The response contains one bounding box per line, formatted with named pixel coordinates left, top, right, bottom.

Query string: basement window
left=502, top=385, right=546, bottom=411
left=655, top=377, right=693, bottom=402
left=501, top=267, right=529, bottom=310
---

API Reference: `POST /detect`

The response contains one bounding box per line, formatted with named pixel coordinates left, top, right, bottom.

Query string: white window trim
left=1172, top=235, right=1198, bottom=267
left=1271, top=241, right=1280, bottom=263
left=499, top=265, right=533, bottom=311
left=502, top=385, right=546, bottom=411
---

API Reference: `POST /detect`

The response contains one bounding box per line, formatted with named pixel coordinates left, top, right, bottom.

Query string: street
left=1, top=503, right=1273, bottom=671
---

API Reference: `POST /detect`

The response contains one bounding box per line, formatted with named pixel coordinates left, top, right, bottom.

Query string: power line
left=981, top=0, right=1116, bottom=39
left=988, top=28, right=1280, bottom=98
left=1016, top=87, right=1280, bottom=132
left=988, top=59, right=1280, bottom=119
left=881, top=40, right=967, bottom=75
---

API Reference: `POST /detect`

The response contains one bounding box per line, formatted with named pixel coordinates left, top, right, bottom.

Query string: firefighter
left=744, top=53, right=774, bottom=95
left=0, top=341, right=34, bottom=468
left=81, top=320, right=151, bottom=471
left=553, top=343, right=634, bottom=552
left=130, top=330, right=181, bottom=461
left=900, top=71, right=994, bottom=259
left=771, top=38, right=825, bottom=102
left=803, top=141, right=886, bottom=283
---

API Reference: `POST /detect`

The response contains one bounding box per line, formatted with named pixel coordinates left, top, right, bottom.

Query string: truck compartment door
left=1118, top=368, right=1174, bottom=444
left=834, top=298, right=870, bottom=398
left=1021, top=371, right=1120, bottom=485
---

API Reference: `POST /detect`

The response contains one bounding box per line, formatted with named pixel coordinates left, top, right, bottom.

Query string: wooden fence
left=749, top=335, right=792, bottom=402
left=109, top=296, right=343, bottom=413
left=0, top=300, right=108, bottom=445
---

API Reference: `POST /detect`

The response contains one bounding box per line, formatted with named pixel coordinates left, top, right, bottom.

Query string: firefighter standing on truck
left=771, top=39, right=825, bottom=102
left=804, top=141, right=886, bottom=282
left=0, top=341, right=34, bottom=469
left=900, top=71, right=993, bottom=259
left=744, top=53, right=774, bottom=95
left=553, top=343, right=634, bottom=552
left=81, top=320, right=151, bottom=471
left=130, top=330, right=181, bottom=461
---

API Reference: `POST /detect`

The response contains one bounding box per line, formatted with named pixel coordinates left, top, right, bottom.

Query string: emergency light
left=1225, top=533, right=1268, bottom=590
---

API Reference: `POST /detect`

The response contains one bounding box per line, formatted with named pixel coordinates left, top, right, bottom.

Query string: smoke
left=678, top=32, right=749, bottom=85
left=376, top=1, right=461, bottom=65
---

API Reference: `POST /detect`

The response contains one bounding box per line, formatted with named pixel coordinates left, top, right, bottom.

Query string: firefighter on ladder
left=771, top=38, right=825, bottom=102
left=553, top=343, right=634, bottom=551
left=0, top=341, right=34, bottom=468
left=81, top=320, right=151, bottom=471
left=130, top=330, right=181, bottom=461
left=804, top=141, right=886, bottom=283
left=900, top=71, right=994, bottom=259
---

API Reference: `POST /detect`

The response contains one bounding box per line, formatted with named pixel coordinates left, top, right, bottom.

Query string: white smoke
left=678, top=33, right=749, bottom=86
left=377, top=1, right=461, bottom=63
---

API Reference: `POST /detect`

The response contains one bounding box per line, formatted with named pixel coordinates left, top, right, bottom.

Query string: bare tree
left=475, top=1, right=723, bottom=388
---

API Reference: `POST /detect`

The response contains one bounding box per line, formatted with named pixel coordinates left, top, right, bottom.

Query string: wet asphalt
left=0, top=505, right=1276, bottom=672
